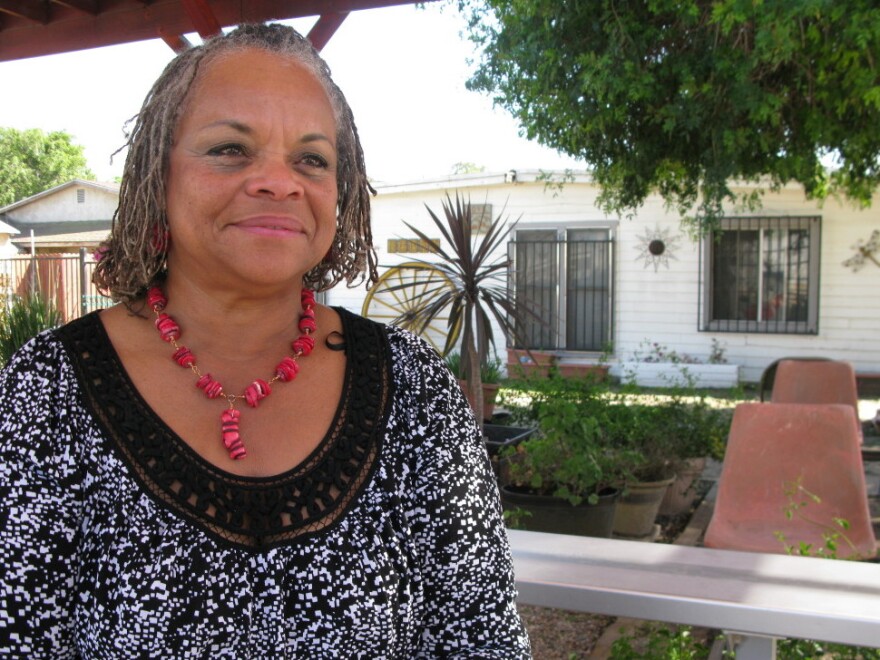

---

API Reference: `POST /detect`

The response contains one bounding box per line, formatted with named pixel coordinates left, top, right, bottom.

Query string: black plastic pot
left=483, top=425, right=535, bottom=483
left=483, top=424, right=535, bottom=457
left=500, top=485, right=620, bottom=538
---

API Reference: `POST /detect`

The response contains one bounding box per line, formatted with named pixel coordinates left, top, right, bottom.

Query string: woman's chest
left=72, top=486, right=422, bottom=659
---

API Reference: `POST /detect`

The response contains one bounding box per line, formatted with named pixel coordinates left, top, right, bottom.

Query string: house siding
left=327, top=172, right=880, bottom=384
left=4, top=186, right=117, bottom=224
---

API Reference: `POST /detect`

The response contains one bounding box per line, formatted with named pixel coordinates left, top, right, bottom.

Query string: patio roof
left=0, top=0, right=433, bottom=62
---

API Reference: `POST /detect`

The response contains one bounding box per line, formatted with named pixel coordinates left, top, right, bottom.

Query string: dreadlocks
left=92, top=23, right=377, bottom=303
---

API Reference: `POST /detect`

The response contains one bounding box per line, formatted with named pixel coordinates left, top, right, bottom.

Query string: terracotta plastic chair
left=757, top=357, right=830, bottom=402
left=771, top=358, right=863, bottom=444
left=704, top=403, right=877, bottom=559
left=770, top=358, right=859, bottom=418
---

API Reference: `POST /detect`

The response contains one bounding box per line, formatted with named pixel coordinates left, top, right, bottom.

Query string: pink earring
left=151, top=225, right=171, bottom=254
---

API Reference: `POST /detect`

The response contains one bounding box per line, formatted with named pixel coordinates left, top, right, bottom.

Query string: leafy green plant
left=499, top=371, right=732, bottom=495
left=631, top=339, right=728, bottom=365
left=585, top=384, right=731, bottom=482
left=770, top=478, right=880, bottom=658
left=501, top=507, right=532, bottom=529
left=610, top=624, right=711, bottom=659
left=502, top=376, right=637, bottom=505
left=773, top=477, right=860, bottom=560
left=445, top=351, right=503, bottom=384
left=0, top=294, right=62, bottom=366
left=777, top=638, right=880, bottom=659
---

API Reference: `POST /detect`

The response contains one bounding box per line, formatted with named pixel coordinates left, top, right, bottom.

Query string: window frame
left=509, top=224, right=615, bottom=352
left=699, top=216, right=821, bottom=335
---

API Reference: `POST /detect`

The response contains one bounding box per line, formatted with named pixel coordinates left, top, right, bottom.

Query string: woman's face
left=165, top=48, right=338, bottom=293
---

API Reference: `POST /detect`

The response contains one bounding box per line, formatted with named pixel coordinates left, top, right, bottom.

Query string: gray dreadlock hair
left=93, top=22, right=377, bottom=303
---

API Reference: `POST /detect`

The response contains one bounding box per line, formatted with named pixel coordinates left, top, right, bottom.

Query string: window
left=700, top=216, right=820, bottom=334
left=76, top=189, right=85, bottom=203
left=509, top=228, right=613, bottom=351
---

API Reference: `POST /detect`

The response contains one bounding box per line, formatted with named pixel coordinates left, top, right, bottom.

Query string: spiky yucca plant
left=0, top=294, right=62, bottom=367
left=385, top=194, right=525, bottom=429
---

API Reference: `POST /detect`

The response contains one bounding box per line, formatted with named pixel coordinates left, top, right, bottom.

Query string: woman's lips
left=233, top=216, right=305, bottom=237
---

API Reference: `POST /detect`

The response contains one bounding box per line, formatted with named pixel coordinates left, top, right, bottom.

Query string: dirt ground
left=519, top=605, right=615, bottom=659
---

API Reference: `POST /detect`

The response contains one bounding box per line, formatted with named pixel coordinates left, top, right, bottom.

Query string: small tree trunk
left=462, top=319, right=484, bottom=433
left=465, top=341, right=484, bottom=432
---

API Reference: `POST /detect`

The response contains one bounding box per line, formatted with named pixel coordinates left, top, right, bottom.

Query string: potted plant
left=658, top=396, right=732, bottom=516
left=445, top=351, right=503, bottom=421
left=619, top=339, right=740, bottom=389
left=383, top=193, right=537, bottom=431
left=604, top=400, right=678, bottom=539
left=499, top=379, right=633, bottom=537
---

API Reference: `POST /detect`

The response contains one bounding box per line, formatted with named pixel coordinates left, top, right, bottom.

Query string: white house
left=0, top=178, right=117, bottom=254
left=3, top=174, right=877, bottom=386
left=324, top=170, right=880, bottom=386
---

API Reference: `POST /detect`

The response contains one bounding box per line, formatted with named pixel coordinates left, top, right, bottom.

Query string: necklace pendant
left=151, top=286, right=316, bottom=461
left=221, top=408, right=246, bottom=460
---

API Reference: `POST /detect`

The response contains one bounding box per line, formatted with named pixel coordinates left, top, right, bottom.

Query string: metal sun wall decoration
left=842, top=229, right=880, bottom=272
left=634, top=225, right=681, bottom=272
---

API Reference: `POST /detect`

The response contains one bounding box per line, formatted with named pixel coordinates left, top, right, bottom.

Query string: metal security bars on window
left=508, top=230, right=614, bottom=351
left=699, top=216, right=820, bottom=334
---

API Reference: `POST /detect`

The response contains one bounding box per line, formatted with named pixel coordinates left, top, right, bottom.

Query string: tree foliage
left=461, top=0, right=880, bottom=228
left=0, top=127, right=94, bottom=207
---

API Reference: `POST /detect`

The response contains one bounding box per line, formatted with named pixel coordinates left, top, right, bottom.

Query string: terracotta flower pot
left=612, top=475, right=676, bottom=539
left=459, top=380, right=499, bottom=421
left=659, top=457, right=707, bottom=516
left=506, top=349, right=556, bottom=380
left=555, top=364, right=610, bottom=382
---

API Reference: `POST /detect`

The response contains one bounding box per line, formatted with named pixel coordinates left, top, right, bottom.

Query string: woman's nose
left=245, top=152, right=304, bottom=199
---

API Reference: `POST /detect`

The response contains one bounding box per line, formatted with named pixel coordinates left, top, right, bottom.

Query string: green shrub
left=445, top=351, right=503, bottom=384
left=610, top=624, right=710, bottom=659
left=0, top=294, right=62, bottom=367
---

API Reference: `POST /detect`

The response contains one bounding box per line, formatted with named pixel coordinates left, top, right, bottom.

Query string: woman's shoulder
left=0, top=319, right=88, bottom=475
left=1, top=322, right=72, bottom=381
left=338, top=307, right=448, bottom=376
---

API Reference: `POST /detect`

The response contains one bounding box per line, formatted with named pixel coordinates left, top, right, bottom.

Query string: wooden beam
left=0, top=0, right=439, bottom=62
left=158, top=29, right=192, bottom=53
left=180, top=0, right=221, bottom=39
left=0, top=0, right=49, bottom=23
left=307, top=12, right=348, bottom=52
left=52, top=0, right=98, bottom=15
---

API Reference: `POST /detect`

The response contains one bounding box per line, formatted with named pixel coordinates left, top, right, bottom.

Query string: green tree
left=461, top=0, right=880, bottom=229
left=0, top=127, right=94, bottom=207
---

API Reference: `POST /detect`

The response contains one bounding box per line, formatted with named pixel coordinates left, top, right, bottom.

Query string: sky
left=0, top=3, right=583, bottom=184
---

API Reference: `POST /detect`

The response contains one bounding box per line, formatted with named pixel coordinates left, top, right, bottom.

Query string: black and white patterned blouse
left=0, top=307, right=530, bottom=659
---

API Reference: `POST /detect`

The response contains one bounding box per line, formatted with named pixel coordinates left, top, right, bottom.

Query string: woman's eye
left=300, top=153, right=330, bottom=169
left=207, top=143, right=248, bottom=158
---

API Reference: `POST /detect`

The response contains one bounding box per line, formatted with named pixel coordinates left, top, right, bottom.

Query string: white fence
left=509, top=530, right=880, bottom=658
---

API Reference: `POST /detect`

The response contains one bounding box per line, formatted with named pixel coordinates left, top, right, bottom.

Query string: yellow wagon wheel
left=362, top=262, right=462, bottom=355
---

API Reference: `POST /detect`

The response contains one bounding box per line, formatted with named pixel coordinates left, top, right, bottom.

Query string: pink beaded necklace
left=147, top=286, right=317, bottom=460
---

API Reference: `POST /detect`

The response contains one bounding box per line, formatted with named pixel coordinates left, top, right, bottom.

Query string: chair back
left=704, top=402, right=876, bottom=559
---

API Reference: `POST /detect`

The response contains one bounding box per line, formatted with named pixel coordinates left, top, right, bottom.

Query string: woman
left=0, top=24, right=530, bottom=658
